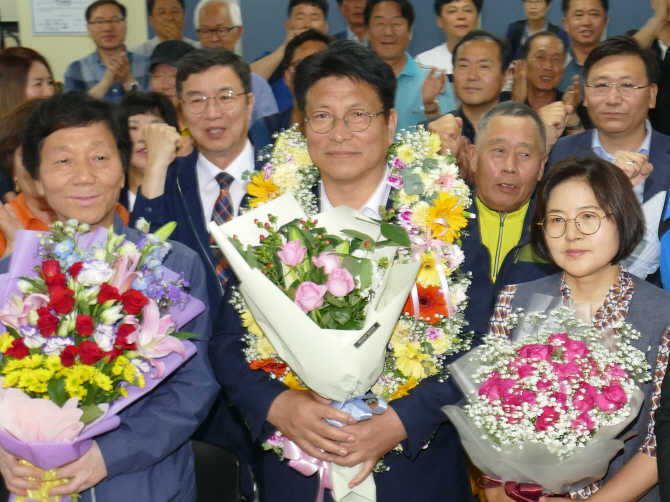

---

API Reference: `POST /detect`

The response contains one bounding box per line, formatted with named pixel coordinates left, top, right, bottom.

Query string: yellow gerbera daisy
left=416, top=251, right=451, bottom=287
left=427, top=133, right=442, bottom=156
left=394, top=341, right=431, bottom=380
left=284, top=371, right=307, bottom=390
left=248, top=173, right=280, bottom=208
left=426, top=192, right=468, bottom=243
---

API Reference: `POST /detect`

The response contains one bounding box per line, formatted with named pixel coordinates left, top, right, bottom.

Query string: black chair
left=192, top=440, right=242, bottom=502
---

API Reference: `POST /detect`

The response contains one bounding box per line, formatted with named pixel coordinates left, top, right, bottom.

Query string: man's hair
left=531, top=155, right=644, bottom=264
left=453, top=30, right=513, bottom=75
left=0, top=99, right=44, bottom=178
left=176, top=47, right=251, bottom=98
left=118, top=92, right=179, bottom=131
left=283, top=29, right=333, bottom=70
left=21, top=91, right=132, bottom=179
left=476, top=101, right=547, bottom=154
left=364, top=0, right=415, bottom=29
left=86, top=0, right=127, bottom=22
left=583, top=35, right=660, bottom=84
left=294, top=40, right=396, bottom=114
left=561, top=0, right=608, bottom=15
left=193, top=0, right=242, bottom=29
left=522, top=30, right=566, bottom=60
left=288, top=0, right=329, bottom=19
left=434, top=0, right=483, bottom=16
left=147, top=0, right=184, bottom=15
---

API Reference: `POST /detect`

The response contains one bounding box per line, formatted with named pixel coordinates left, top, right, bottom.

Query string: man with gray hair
left=194, top=0, right=278, bottom=122
left=460, top=101, right=559, bottom=336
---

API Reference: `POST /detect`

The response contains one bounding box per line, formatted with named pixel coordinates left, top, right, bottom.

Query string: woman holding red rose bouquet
left=484, top=156, right=670, bottom=502
left=0, top=91, right=218, bottom=502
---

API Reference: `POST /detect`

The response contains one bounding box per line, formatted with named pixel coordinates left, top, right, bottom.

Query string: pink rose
left=518, top=344, right=552, bottom=361
left=535, top=406, right=561, bottom=432
left=500, top=379, right=519, bottom=401
left=563, top=339, right=589, bottom=362
left=278, top=240, right=307, bottom=267
left=501, top=395, right=523, bottom=422
left=573, top=383, right=599, bottom=412
left=521, top=390, right=537, bottom=406
left=596, top=384, right=628, bottom=414
left=311, top=252, right=342, bottom=275
left=551, top=392, right=568, bottom=410
left=555, top=362, right=583, bottom=381
left=479, top=371, right=503, bottom=401
left=517, top=363, right=535, bottom=379
left=294, top=282, right=328, bottom=313
left=571, top=411, right=595, bottom=433
left=548, top=333, right=570, bottom=346
left=606, top=363, right=628, bottom=379
left=326, top=268, right=355, bottom=297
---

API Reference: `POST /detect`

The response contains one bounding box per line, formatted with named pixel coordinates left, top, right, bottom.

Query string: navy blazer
left=546, top=128, right=670, bottom=203
left=209, top=192, right=474, bottom=501
left=460, top=196, right=560, bottom=338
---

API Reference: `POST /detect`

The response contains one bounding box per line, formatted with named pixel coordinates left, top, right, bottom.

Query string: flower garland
left=239, top=125, right=474, bottom=457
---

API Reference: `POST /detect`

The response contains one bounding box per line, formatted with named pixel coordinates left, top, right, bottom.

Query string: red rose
left=48, top=288, right=75, bottom=315
left=115, top=324, right=137, bottom=350
left=69, top=262, right=84, bottom=280
left=5, top=338, right=29, bottom=359
left=75, top=315, right=95, bottom=337
left=36, top=310, right=60, bottom=337
left=121, top=289, right=149, bottom=315
left=78, top=341, right=104, bottom=365
left=60, top=345, right=78, bottom=367
left=45, top=273, right=68, bottom=294
left=98, top=283, right=121, bottom=304
left=41, top=260, right=62, bottom=278
left=103, top=347, right=123, bottom=364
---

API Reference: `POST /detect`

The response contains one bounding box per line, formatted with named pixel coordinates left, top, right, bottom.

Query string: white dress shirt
left=196, top=139, right=255, bottom=222
left=320, top=168, right=392, bottom=220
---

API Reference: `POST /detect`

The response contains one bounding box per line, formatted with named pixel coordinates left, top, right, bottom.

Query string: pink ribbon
left=284, top=439, right=333, bottom=502
left=409, top=219, right=454, bottom=321
left=478, top=476, right=570, bottom=502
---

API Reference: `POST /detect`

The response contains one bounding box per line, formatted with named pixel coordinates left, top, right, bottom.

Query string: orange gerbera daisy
left=249, top=358, right=288, bottom=377
left=425, top=192, right=468, bottom=243
left=403, top=284, right=449, bottom=325
left=247, top=173, right=280, bottom=207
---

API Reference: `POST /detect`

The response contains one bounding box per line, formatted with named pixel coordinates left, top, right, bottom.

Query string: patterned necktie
left=210, top=172, right=235, bottom=286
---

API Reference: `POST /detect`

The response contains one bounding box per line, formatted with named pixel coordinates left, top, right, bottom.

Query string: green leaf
left=341, top=229, right=375, bottom=243
left=359, top=259, right=373, bottom=290
left=47, top=378, right=68, bottom=407
left=341, top=256, right=361, bottom=277
left=338, top=318, right=364, bottom=330
left=80, top=404, right=105, bottom=424
left=401, top=172, right=425, bottom=195
left=153, top=221, right=177, bottom=241
left=325, top=293, right=347, bottom=308
left=7, top=327, right=20, bottom=340
left=421, top=341, right=435, bottom=355
left=329, top=305, right=353, bottom=325
left=381, top=222, right=411, bottom=247
left=245, top=247, right=259, bottom=269
left=299, top=227, right=315, bottom=248
left=170, top=331, right=201, bottom=340
left=18, top=277, right=47, bottom=294
left=422, top=158, right=438, bottom=171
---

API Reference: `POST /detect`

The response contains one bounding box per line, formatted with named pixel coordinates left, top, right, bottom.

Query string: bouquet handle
left=477, top=477, right=570, bottom=502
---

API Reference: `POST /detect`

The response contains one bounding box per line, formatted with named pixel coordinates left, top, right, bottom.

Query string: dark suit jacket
left=208, top=194, right=473, bottom=502
left=546, top=128, right=670, bottom=203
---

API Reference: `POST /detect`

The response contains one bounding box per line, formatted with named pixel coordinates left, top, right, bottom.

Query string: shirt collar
left=320, top=167, right=391, bottom=219
left=196, top=139, right=253, bottom=184
left=399, top=53, right=418, bottom=78
left=591, top=119, right=652, bottom=161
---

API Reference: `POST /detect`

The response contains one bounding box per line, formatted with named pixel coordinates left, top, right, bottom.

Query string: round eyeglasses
left=537, top=211, right=612, bottom=238
left=305, top=109, right=385, bottom=134
left=181, top=90, right=248, bottom=114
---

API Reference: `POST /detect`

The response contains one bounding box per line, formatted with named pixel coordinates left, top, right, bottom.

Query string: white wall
left=0, top=0, right=19, bottom=21
left=17, top=0, right=148, bottom=82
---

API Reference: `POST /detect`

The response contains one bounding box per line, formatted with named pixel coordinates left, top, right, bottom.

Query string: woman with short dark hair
left=485, top=156, right=670, bottom=502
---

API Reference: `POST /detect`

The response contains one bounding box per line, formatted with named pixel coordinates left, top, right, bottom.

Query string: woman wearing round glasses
left=485, top=156, right=670, bottom=502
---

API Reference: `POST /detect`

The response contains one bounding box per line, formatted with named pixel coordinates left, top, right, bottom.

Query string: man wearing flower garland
left=210, top=40, right=472, bottom=502
left=0, top=91, right=218, bottom=501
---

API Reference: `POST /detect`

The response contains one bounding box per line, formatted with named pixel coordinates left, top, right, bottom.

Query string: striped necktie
left=210, top=172, right=235, bottom=286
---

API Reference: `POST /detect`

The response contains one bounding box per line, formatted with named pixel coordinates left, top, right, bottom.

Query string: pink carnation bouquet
left=444, top=306, right=651, bottom=500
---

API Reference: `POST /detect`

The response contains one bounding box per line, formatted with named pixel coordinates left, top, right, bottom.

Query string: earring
left=13, top=177, right=20, bottom=193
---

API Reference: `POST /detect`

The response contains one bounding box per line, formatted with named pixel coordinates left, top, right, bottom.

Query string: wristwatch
left=564, top=120, right=583, bottom=132
left=424, top=100, right=440, bottom=114
left=125, top=81, right=140, bottom=94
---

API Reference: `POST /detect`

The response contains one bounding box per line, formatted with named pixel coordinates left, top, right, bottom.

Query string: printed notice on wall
left=31, top=0, right=90, bottom=35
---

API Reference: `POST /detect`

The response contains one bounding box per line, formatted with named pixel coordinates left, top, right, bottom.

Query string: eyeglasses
left=524, top=0, right=546, bottom=4
left=306, top=109, right=385, bottom=134
left=537, top=211, right=612, bottom=238
left=181, top=90, right=248, bottom=114
left=196, top=26, right=239, bottom=38
left=88, top=17, right=125, bottom=26
left=584, top=82, right=652, bottom=97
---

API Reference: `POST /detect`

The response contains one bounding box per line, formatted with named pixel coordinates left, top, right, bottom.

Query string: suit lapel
left=645, top=131, right=670, bottom=202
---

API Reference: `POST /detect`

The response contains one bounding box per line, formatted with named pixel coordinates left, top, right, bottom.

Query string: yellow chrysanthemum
left=114, top=356, right=129, bottom=367
left=18, top=370, right=39, bottom=389
left=390, top=320, right=412, bottom=347
left=0, top=333, right=13, bottom=353
left=394, top=341, right=431, bottom=380
left=416, top=251, right=451, bottom=287
left=275, top=136, right=287, bottom=150
left=391, top=377, right=418, bottom=400
left=284, top=372, right=307, bottom=390
left=242, top=310, right=264, bottom=337
left=94, top=372, right=113, bottom=392
left=23, top=354, right=43, bottom=370
left=33, top=368, right=53, bottom=382
left=426, top=192, right=468, bottom=243
left=292, top=149, right=313, bottom=168
left=119, top=387, right=129, bottom=398
left=123, top=364, right=138, bottom=384
left=248, top=173, right=280, bottom=208
left=3, top=371, right=19, bottom=387
left=137, top=373, right=146, bottom=389
left=28, top=382, right=48, bottom=394
left=2, top=359, right=22, bottom=374
left=273, top=164, right=300, bottom=193
left=427, top=133, right=442, bottom=156
left=43, top=356, right=62, bottom=372
left=256, top=337, right=276, bottom=359
left=431, top=335, right=453, bottom=355
left=68, top=386, right=87, bottom=399
left=410, top=202, right=431, bottom=230
left=396, top=144, right=415, bottom=164
left=398, top=191, right=420, bottom=206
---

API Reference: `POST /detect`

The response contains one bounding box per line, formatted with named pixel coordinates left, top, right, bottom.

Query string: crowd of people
left=1, top=0, right=670, bottom=501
